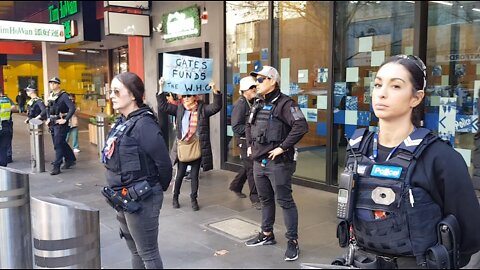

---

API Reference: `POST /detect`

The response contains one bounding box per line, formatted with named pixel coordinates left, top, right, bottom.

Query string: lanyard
left=370, top=128, right=416, bottom=162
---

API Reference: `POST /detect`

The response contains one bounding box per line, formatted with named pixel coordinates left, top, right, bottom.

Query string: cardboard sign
left=162, top=53, right=213, bottom=95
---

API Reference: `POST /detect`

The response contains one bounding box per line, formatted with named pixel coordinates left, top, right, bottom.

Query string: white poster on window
left=358, top=36, right=372, bottom=52
left=281, top=58, right=290, bottom=95
left=298, top=69, right=309, bottom=83
left=371, top=51, right=385, bottom=67
left=346, top=67, right=359, bottom=82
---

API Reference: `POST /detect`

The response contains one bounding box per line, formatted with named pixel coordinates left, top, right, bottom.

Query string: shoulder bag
left=177, top=135, right=201, bottom=162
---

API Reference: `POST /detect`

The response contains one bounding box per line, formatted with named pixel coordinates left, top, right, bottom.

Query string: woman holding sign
left=157, top=77, right=222, bottom=211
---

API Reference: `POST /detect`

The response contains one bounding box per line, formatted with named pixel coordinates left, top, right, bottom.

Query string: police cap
left=48, top=77, right=61, bottom=84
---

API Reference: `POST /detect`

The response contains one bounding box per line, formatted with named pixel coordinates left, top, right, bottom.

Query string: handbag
left=177, top=135, right=201, bottom=162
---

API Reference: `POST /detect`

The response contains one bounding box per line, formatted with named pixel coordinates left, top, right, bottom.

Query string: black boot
left=191, top=198, right=199, bottom=211
left=50, top=166, right=61, bottom=175
left=172, top=195, right=180, bottom=209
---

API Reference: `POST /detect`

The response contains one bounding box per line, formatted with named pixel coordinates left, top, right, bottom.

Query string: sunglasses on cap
left=256, top=77, right=270, bottom=84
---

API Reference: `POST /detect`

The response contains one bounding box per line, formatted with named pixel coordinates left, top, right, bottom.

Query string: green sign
left=162, top=5, right=200, bottom=43
left=49, top=1, right=78, bottom=23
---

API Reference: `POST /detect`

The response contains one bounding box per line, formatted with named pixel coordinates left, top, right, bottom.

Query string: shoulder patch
left=290, top=106, right=305, bottom=120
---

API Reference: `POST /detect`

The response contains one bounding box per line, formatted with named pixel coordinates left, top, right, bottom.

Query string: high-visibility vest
left=0, top=96, right=12, bottom=122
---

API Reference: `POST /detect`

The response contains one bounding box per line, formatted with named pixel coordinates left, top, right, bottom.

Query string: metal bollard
left=96, top=113, right=108, bottom=160
left=0, top=167, right=33, bottom=268
left=29, top=118, right=45, bottom=173
left=31, top=196, right=101, bottom=269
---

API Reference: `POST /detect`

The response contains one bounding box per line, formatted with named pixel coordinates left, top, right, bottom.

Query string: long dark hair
left=113, top=72, right=144, bottom=107
left=379, top=55, right=427, bottom=127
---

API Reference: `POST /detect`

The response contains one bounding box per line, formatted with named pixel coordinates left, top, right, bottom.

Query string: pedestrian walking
left=46, top=77, right=76, bottom=175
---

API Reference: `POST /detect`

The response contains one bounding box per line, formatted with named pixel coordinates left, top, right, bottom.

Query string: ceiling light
left=58, top=51, right=75, bottom=55
left=473, top=8, right=480, bottom=12
left=430, top=1, right=453, bottom=6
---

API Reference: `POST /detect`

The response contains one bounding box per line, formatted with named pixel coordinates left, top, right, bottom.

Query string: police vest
left=346, top=128, right=442, bottom=261
left=27, top=97, right=41, bottom=117
left=103, top=111, right=159, bottom=186
left=0, top=97, right=12, bottom=122
left=47, top=91, right=66, bottom=115
left=250, top=93, right=290, bottom=146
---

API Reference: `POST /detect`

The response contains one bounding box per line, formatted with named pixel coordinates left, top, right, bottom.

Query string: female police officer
left=102, top=72, right=172, bottom=269
left=336, top=55, right=480, bottom=268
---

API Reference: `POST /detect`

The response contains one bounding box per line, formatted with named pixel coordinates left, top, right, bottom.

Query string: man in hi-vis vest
left=0, top=90, right=13, bottom=166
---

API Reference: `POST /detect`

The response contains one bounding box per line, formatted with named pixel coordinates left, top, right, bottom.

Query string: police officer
left=102, top=72, right=172, bottom=269
left=229, top=75, right=261, bottom=209
left=245, top=66, right=308, bottom=262
left=24, top=85, right=47, bottom=123
left=46, top=77, right=76, bottom=175
left=335, top=55, right=480, bottom=269
left=0, top=90, right=13, bottom=166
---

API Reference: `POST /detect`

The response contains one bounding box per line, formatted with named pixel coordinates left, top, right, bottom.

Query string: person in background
left=16, top=90, right=26, bottom=113
left=0, top=89, right=14, bottom=166
left=334, top=55, right=480, bottom=269
left=46, top=77, right=76, bottom=175
left=229, top=75, right=261, bottom=210
left=66, top=94, right=80, bottom=153
left=157, top=77, right=222, bottom=211
left=24, top=85, right=47, bottom=124
left=102, top=72, right=172, bottom=269
left=245, top=66, right=308, bottom=262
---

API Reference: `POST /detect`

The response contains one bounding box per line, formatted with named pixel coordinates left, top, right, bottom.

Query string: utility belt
left=256, top=151, right=294, bottom=164
left=48, top=113, right=67, bottom=126
left=101, top=180, right=159, bottom=213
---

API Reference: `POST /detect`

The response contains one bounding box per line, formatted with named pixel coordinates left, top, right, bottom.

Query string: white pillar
left=41, top=42, right=59, bottom=100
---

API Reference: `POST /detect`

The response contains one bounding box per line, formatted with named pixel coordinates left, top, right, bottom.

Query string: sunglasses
left=256, top=77, right=270, bottom=84
left=396, top=54, right=427, bottom=89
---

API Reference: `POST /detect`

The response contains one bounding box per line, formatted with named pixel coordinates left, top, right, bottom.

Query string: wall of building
left=143, top=1, right=225, bottom=170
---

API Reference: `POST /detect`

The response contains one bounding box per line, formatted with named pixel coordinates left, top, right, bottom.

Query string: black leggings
left=174, top=158, right=202, bottom=199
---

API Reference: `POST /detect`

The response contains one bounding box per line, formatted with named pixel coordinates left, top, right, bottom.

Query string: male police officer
left=245, top=66, right=308, bottom=261
left=0, top=90, right=13, bottom=166
left=229, top=76, right=261, bottom=209
left=24, top=85, right=47, bottom=123
left=46, top=77, right=76, bottom=175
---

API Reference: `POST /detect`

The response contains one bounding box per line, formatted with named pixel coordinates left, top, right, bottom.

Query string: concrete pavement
left=7, top=113, right=343, bottom=269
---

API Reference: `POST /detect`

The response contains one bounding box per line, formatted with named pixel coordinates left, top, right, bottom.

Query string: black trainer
left=50, top=166, right=61, bottom=175
left=245, top=232, right=276, bottom=246
left=62, top=161, right=76, bottom=170
left=284, top=239, right=299, bottom=261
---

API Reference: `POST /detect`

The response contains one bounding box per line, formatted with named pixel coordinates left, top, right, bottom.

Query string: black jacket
left=157, top=93, right=222, bottom=171
left=246, top=89, right=308, bottom=161
left=366, top=138, right=480, bottom=267
left=105, top=106, right=172, bottom=190
left=231, top=95, right=251, bottom=139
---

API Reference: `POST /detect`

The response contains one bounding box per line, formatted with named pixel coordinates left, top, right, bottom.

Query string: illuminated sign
left=49, top=1, right=78, bottom=40
left=0, top=20, right=65, bottom=42
left=162, top=5, right=200, bottom=43
left=49, top=1, right=78, bottom=22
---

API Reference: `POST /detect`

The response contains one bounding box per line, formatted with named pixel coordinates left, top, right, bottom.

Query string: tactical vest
left=103, top=111, right=159, bottom=187
left=27, top=97, right=41, bottom=118
left=0, top=97, right=12, bottom=122
left=47, top=91, right=66, bottom=116
left=250, top=93, right=290, bottom=146
left=346, top=128, right=442, bottom=261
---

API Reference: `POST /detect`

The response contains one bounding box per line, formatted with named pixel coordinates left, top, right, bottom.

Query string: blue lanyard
left=370, top=128, right=416, bottom=162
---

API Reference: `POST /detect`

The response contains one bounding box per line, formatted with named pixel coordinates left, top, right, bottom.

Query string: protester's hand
left=247, top=147, right=252, bottom=157
left=209, top=81, right=220, bottom=94
left=157, top=77, right=165, bottom=95
left=268, top=147, right=285, bottom=160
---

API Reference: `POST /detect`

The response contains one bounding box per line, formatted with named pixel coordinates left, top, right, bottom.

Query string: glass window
left=425, top=1, right=480, bottom=173
left=333, top=1, right=415, bottom=184
left=225, top=1, right=270, bottom=164
left=275, top=1, right=331, bottom=182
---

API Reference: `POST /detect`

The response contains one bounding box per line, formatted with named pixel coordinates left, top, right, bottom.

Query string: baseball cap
left=48, top=77, right=61, bottom=84
left=250, top=66, right=280, bottom=83
left=25, top=85, right=36, bottom=92
left=239, top=76, right=256, bottom=91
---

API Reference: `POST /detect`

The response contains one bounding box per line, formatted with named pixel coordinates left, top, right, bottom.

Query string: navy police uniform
left=26, top=96, right=47, bottom=122
left=338, top=127, right=480, bottom=268
left=47, top=89, right=76, bottom=171
left=246, top=88, right=308, bottom=241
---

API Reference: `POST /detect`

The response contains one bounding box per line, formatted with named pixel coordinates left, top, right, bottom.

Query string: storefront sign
left=49, top=1, right=78, bottom=22
left=162, top=53, right=213, bottom=95
left=162, top=5, right=200, bottom=42
left=104, top=12, right=150, bottom=37
left=436, top=53, right=480, bottom=63
left=0, top=20, right=65, bottom=42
